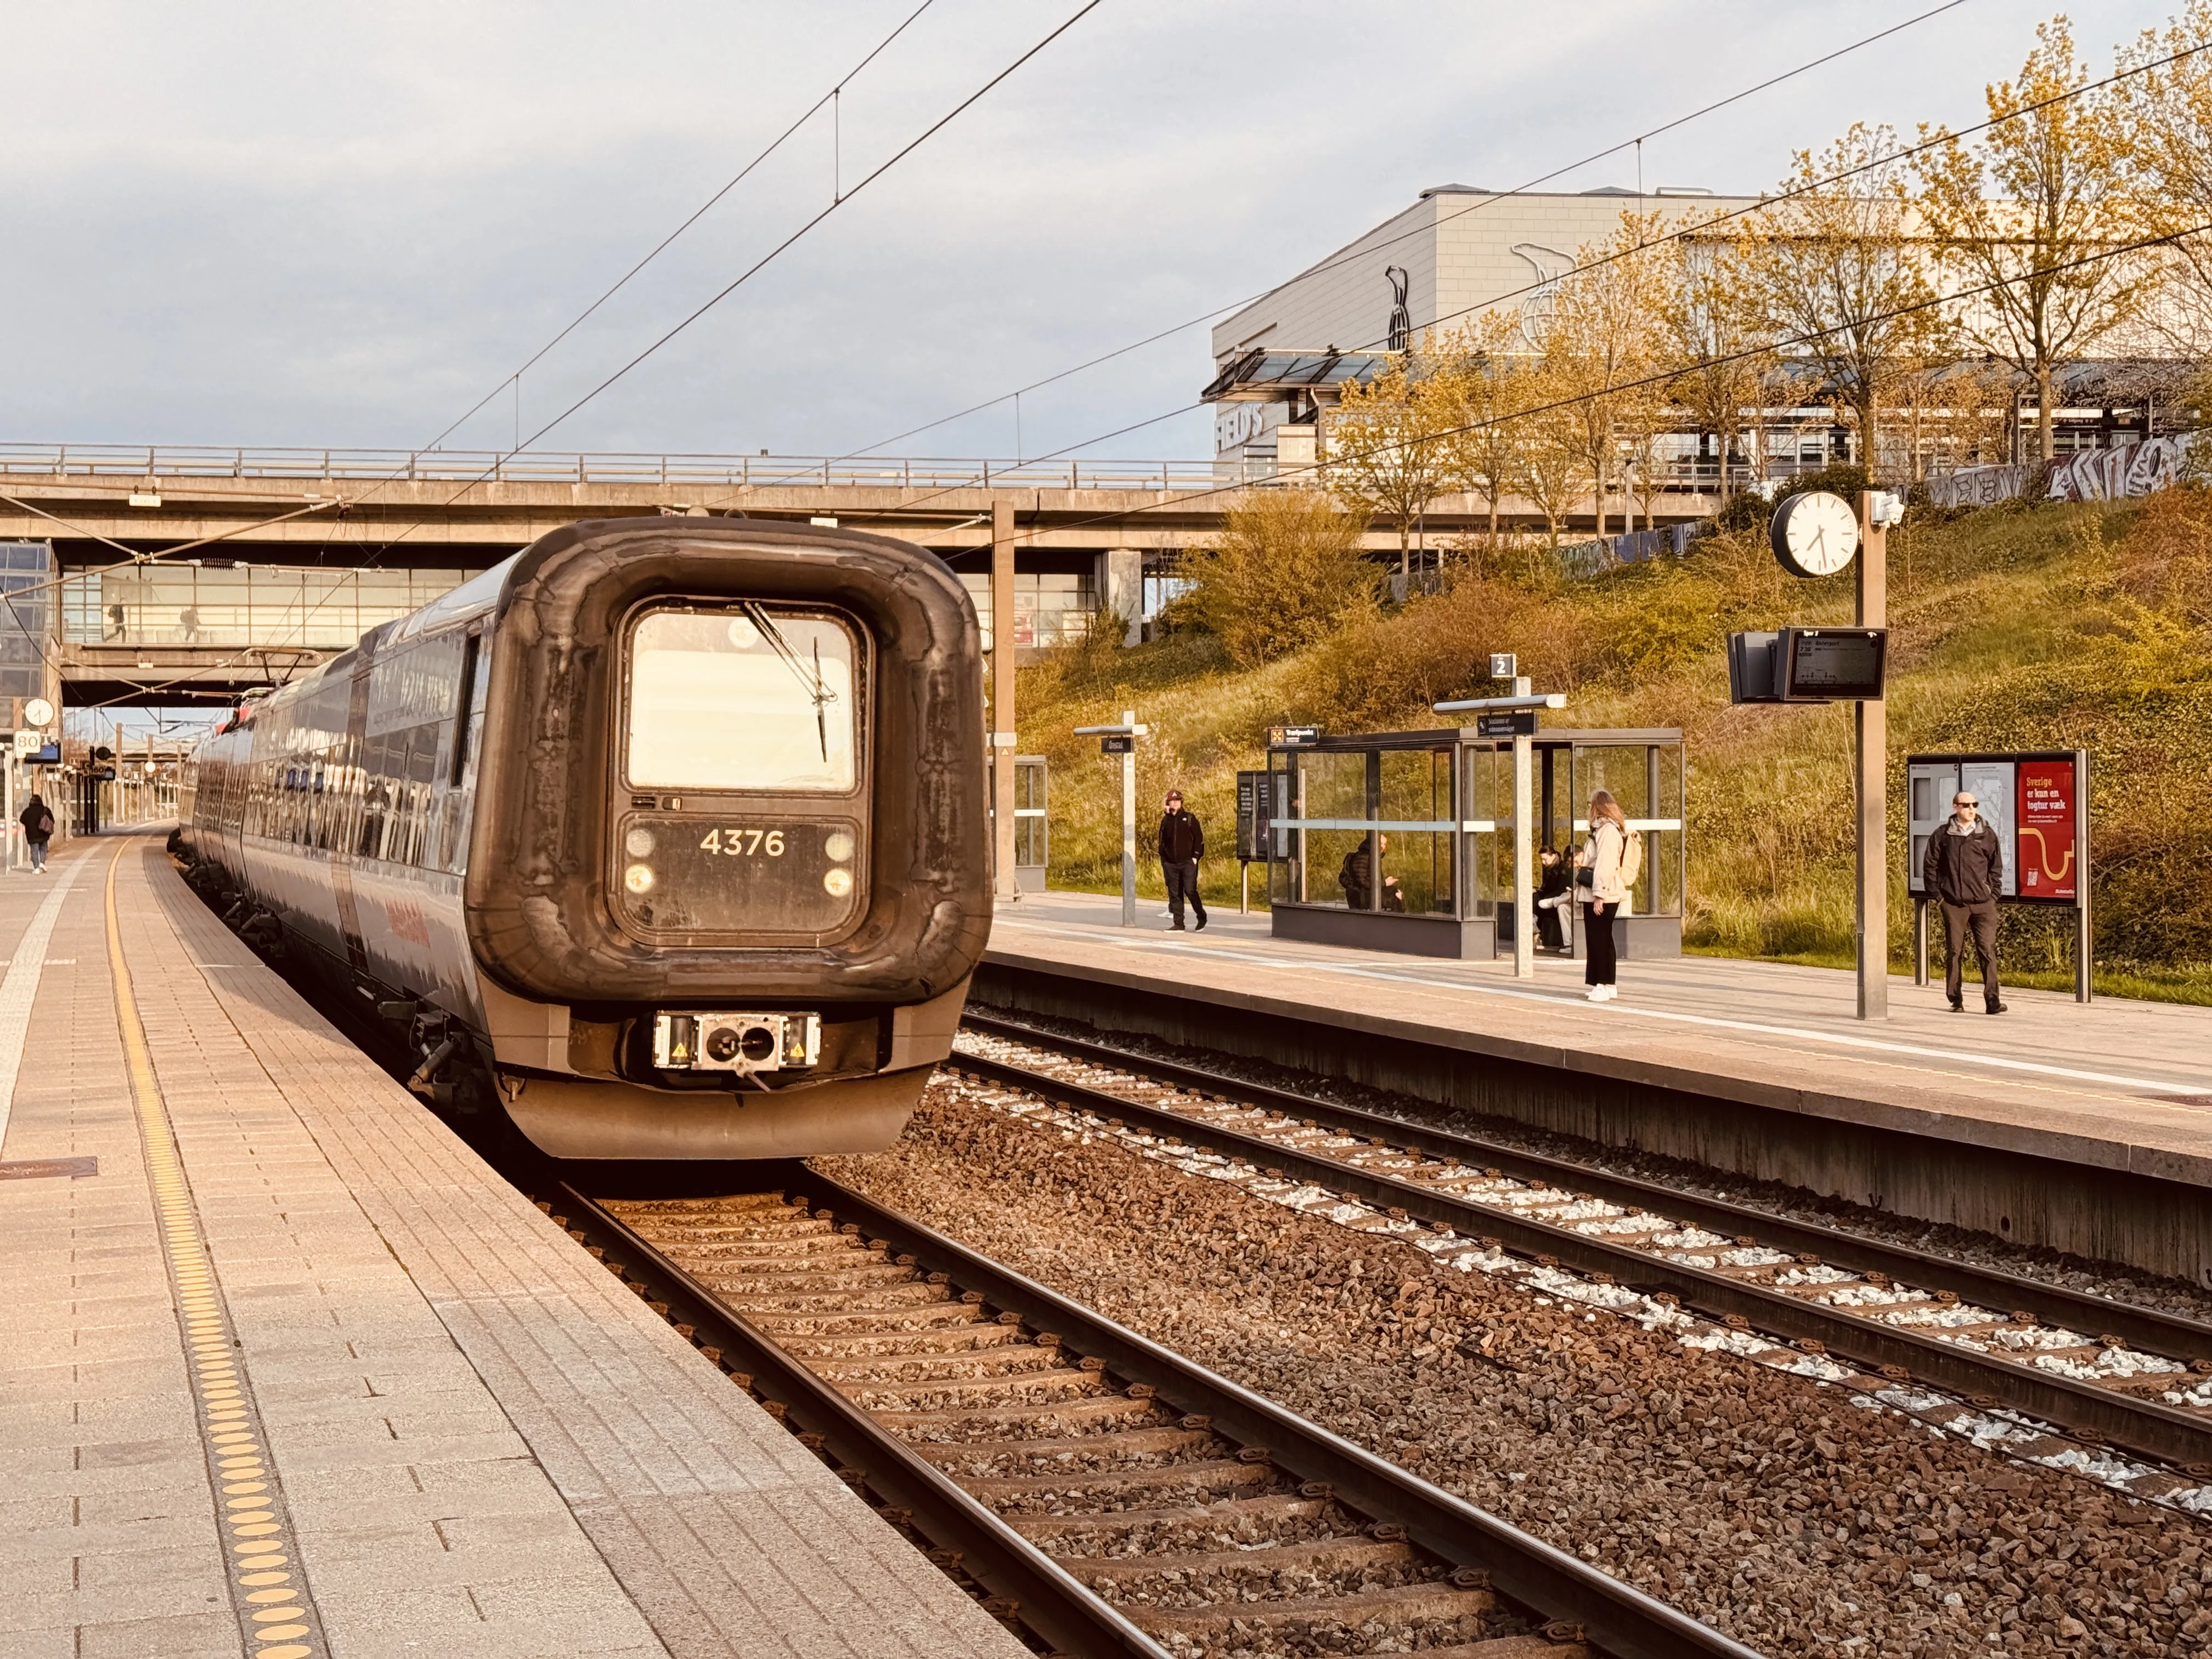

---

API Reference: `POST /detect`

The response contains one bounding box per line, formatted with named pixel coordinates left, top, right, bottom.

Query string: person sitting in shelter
left=1338, top=833, right=1404, bottom=912
left=1533, top=844, right=1570, bottom=949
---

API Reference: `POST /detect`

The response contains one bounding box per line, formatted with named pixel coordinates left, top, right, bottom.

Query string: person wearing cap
left=1157, top=789, right=1207, bottom=931
left=1922, top=788, right=2007, bottom=1014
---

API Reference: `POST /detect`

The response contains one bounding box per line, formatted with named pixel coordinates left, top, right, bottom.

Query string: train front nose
left=463, top=520, right=989, bottom=1160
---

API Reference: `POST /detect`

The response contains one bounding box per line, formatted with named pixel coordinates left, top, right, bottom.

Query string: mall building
left=1203, top=183, right=2183, bottom=487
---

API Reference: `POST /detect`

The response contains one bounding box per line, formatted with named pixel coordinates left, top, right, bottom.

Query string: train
left=174, top=516, right=990, bottom=1161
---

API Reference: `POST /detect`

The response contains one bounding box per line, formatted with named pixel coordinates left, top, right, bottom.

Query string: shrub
left=1288, top=574, right=1604, bottom=728
left=1177, top=493, right=1377, bottom=668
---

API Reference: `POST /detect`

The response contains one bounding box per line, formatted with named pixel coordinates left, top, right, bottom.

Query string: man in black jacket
left=1158, top=790, right=1206, bottom=931
left=1923, top=788, right=2007, bottom=1014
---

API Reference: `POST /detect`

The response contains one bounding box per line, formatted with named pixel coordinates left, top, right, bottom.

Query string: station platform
left=981, top=890, right=2212, bottom=1285
left=0, top=836, right=1029, bottom=1659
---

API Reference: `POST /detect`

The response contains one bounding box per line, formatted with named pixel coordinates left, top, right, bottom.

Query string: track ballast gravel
left=815, top=1080, right=2212, bottom=1658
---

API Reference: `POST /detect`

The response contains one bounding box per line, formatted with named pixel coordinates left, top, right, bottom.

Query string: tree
left=1324, top=354, right=1459, bottom=578
left=1657, top=228, right=1770, bottom=504
left=1432, top=313, right=1533, bottom=561
left=1916, top=19, right=2149, bottom=463
left=1545, top=213, right=1667, bottom=538
left=1176, top=492, right=1376, bottom=668
left=1741, top=123, right=1941, bottom=477
left=2113, top=1, right=2212, bottom=357
left=1510, top=340, right=1588, bottom=561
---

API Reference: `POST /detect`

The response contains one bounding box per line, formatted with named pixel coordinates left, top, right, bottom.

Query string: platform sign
left=1235, top=770, right=1261, bottom=862
left=2017, top=757, right=2079, bottom=900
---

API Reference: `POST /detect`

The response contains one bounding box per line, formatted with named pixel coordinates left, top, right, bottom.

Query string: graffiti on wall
left=1923, top=434, right=2202, bottom=509
left=2045, top=434, right=2195, bottom=501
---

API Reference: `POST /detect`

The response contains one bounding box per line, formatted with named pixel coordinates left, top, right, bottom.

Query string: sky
left=0, top=0, right=2188, bottom=470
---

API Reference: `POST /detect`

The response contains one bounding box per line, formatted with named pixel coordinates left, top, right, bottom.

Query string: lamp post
left=1074, top=709, right=1148, bottom=926
left=1434, top=678, right=1567, bottom=979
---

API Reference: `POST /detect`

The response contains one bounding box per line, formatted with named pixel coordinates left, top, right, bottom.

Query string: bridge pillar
left=1095, top=548, right=1141, bottom=646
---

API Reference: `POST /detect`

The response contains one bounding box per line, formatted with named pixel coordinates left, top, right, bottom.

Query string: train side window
left=451, top=631, right=481, bottom=787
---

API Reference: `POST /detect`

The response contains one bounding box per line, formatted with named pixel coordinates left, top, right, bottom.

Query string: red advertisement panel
left=2016, top=758, right=2078, bottom=900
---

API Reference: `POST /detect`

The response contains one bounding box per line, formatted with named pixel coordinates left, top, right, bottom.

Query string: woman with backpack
left=20, top=792, right=54, bottom=872
left=1576, top=789, right=1641, bottom=1002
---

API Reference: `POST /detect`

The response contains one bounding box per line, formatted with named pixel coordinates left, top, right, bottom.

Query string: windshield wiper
left=744, top=602, right=837, bottom=761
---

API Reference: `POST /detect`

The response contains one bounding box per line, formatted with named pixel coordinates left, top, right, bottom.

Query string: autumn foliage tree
left=1916, top=18, right=2148, bottom=462
left=1177, top=491, right=1376, bottom=667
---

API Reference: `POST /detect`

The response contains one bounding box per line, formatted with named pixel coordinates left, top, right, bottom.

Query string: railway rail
left=955, top=1013, right=2212, bottom=1480
left=544, top=1172, right=1763, bottom=1659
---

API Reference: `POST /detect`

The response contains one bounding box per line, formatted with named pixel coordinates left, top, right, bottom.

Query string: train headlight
left=823, top=867, right=853, bottom=897
left=624, top=827, right=657, bottom=857
left=823, top=830, right=855, bottom=862
left=624, top=864, right=655, bottom=893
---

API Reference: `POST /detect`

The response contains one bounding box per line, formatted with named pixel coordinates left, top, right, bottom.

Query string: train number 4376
left=699, top=827, right=786, bottom=856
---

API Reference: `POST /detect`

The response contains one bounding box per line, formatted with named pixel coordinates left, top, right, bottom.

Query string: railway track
left=545, top=1172, right=1763, bottom=1659
left=954, top=1012, right=2212, bottom=1487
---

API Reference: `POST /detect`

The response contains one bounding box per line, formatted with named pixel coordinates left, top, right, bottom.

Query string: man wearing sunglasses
left=1922, top=791, right=2007, bottom=1014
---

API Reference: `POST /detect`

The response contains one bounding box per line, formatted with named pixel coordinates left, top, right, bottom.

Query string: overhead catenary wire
left=819, top=26, right=2212, bottom=534
left=988, top=215, right=2212, bottom=555
left=69, top=0, right=1113, bottom=699
left=32, top=0, right=958, bottom=702
left=419, top=0, right=943, bottom=458
left=834, top=0, right=1978, bottom=459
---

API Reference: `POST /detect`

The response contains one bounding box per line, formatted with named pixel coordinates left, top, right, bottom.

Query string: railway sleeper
left=595, top=1187, right=1739, bottom=1659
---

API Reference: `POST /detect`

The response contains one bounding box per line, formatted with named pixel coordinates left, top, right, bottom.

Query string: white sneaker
left=1585, top=985, right=1607, bottom=1002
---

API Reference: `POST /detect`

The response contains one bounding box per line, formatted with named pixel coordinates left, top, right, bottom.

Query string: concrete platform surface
left=985, top=889, right=2212, bottom=1194
left=0, top=836, right=1029, bottom=1659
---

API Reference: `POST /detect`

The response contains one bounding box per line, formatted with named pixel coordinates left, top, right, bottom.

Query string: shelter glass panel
left=1295, top=748, right=1373, bottom=911
left=1377, top=747, right=1454, bottom=916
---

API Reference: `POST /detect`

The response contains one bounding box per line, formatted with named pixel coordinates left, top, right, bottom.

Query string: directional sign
left=1476, top=711, right=1536, bottom=737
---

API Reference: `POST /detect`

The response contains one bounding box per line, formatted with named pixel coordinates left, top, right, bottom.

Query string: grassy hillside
left=1011, top=492, right=2212, bottom=1004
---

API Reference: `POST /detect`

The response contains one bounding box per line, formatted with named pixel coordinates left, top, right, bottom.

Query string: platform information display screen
left=1907, top=751, right=2082, bottom=906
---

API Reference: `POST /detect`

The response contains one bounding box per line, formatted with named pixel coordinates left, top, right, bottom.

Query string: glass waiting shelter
left=1262, top=727, right=1686, bottom=960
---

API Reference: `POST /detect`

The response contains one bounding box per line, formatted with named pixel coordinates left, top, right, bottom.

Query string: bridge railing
left=0, top=443, right=1233, bottom=494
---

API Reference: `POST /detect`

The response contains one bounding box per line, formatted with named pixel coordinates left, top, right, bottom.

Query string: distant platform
left=981, top=890, right=2212, bottom=1286
left=0, top=836, right=1026, bottom=1659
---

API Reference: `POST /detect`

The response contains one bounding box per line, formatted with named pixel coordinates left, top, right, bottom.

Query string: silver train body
left=176, top=518, right=990, bottom=1160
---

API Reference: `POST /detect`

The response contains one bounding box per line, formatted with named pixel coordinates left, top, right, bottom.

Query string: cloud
left=0, top=0, right=2177, bottom=462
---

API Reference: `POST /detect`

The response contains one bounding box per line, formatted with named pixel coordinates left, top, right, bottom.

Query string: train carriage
left=177, top=517, right=989, bottom=1160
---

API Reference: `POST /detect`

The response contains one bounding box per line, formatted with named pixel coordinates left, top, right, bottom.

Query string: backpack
left=1617, top=826, right=1644, bottom=887
left=33, top=810, right=52, bottom=838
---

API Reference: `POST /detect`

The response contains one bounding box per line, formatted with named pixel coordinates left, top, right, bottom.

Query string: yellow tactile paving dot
left=106, top=843, right=329, bottom=1659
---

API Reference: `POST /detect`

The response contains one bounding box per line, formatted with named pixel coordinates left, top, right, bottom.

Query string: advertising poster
left=1959, top=759, right=2017, bottom=899
left=2016, top=758, right=2079, bottom=901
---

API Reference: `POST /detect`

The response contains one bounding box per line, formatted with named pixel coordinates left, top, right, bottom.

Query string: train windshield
left=625, top=606, right=860, bottom=792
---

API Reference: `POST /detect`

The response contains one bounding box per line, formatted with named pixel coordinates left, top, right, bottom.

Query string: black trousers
left=1942, top=899, right=2000, bottom=1003
left=1582, top=901, right=1617, bottom=986
left=1163, top=859, right=1205, bottom=925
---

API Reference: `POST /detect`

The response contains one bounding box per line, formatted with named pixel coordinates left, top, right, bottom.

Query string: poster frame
left=1905, top=750, right=2085, bottom=908
left=1906, top=748, right=2092, bottom=1003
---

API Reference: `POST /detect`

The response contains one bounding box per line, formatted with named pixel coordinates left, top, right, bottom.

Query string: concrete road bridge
left=0, top=443, right=1719, bottom=703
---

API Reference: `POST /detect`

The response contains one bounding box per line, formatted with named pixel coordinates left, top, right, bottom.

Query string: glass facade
left=61, top=563, right=482, bottom=650
left=0, top=542, right=57, bottom=707
left=959, top=572, right=1096, bottom=650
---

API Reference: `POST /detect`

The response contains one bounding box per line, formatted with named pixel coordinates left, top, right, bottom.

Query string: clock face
left=1770, top=491, right=1860, bottom=578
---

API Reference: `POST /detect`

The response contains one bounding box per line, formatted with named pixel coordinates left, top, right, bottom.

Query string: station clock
left=1768, top=490, right=1860, bottom=579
